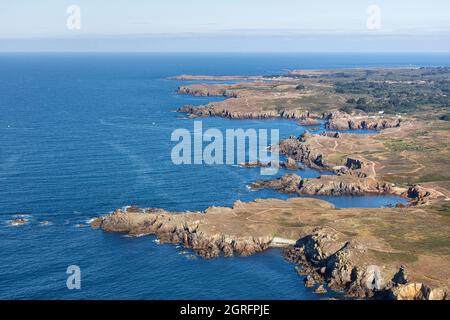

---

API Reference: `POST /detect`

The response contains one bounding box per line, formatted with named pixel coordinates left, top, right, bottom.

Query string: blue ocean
left=1, top=53, right=448, bottom=299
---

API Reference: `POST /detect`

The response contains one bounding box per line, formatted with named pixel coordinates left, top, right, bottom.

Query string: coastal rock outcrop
left=404, top=185, right=444, bottom=204
left=178, top=104, right=281, bottom=119
left=284, top=228, right=447, bottom=300
left=285, top=228, right=381, bottom=298
left=178, top=103, right=323, bottom=120
left=240, top=158, right=304, bottom=171
left=278, top=135, right=327, bottom=170
left=177, top=86, right=238, bottom=98
left=91, top=197, right=449, bottom=300
left=282, top=157, right=304, bottom=170
left=304, top=275, right=316, bottom=288
left=278, top=134, right=374, bottom=177
left=390, top=283, right=447, bottom=300
left=91, top=206, right=273, bottom=259
left=314, top=285, right=328, bottom=294
left=324, top=111, right=401, bottom=130
left=170, top=75, right=263, bottom=81
left=251, top=173, right=393, bottom=196
left=8, top=218, right=29, bottom=226
left=252, top=173, right=303, bottom=194
left=176, top=83, right=321, bottom=120
left=276, top=131, right=445, bottom=203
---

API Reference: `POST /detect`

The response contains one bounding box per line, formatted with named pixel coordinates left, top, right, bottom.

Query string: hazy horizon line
left=2, top=32, right=448, bottom=53
left=2, top=28, right=450, bottom=39
left=1, top=51, right=450, bottom=54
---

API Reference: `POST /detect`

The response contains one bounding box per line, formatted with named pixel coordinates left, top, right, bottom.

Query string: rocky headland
left=91, top=204, right=274, bottom=258
left=177, top=104, right=315, bottom=120
left=276, top=125, right=448, bottom=204
left=284, top=228, right=447, bottom=300
left=175, top=80, right=404, bottom=130
left=251, top=173, right=399, bottom=198
left=169, top=75, right=266, bottom=81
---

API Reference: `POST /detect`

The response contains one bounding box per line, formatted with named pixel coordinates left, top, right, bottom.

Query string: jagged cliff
left=278, top=134, right=328, bottom=170
left=91, top=206, right=273, bottom=258
left=177, top=104, right=317, bottom=120
left=178, top=104, right=280, bottom=119
left=285, top=228, right=447, bottom=300
left=176, top=84, right=404, bottom=129
left=276, top=132, right=444, bottom=204
left=324, top=111, right=402, bottom=130
left=251, top=173, right=395, bottom=197
left=178, top=86, right=239, bottom=98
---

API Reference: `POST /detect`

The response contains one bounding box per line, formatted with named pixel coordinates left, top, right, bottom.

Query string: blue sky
left=0, top=0, right=449, bottom=52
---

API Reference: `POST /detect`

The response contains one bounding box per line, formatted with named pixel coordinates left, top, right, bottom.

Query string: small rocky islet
left=8, top=218, right=29, bottom=226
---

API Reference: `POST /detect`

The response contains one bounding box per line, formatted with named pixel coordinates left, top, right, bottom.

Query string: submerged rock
left=314, top=285, right=328, bottom=294
left=9, top=218, right=29, bottom=226
left=304, top=275, right=316, bottom=288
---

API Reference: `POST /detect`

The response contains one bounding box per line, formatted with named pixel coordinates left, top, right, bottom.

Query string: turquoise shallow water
left=0, top=53, right=447, bottom=299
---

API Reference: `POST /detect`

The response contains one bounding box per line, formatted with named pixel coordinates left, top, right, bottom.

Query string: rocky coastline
left=250, top=173, right=399, bottom=198
left=90, top=69, right=450, bottom=300
left=177, top=102, right=401, bottom=128
left=91, top=206, right=273, bottom=258
left=276, top=132, right=444, bottom=204
left=91, top=199, right=449, bottom=300
left=323, top=111, right=402, bottom=131
left=239, top=157, right=305, bottom=171
left=176, top=86, right=402, bottom=129
left=177, top=104, right=315, bottom=120
left=284, top=228, right=447, bottom=300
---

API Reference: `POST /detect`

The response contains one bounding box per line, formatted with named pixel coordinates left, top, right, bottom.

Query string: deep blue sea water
left=0, top=53, right=448, bottom=299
